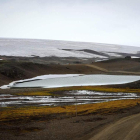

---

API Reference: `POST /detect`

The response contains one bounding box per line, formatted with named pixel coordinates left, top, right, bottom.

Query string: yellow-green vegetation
left=14, top=86, right=140, bottom=96
left=78, top=86, right=140, bottom=93
left=15, top=91, right=53, bottom=96
left=46, top=86, right=140, bottom=93
left=1, top=99, right=140, bottom=122
left=2, top=86, right=140, bottom=122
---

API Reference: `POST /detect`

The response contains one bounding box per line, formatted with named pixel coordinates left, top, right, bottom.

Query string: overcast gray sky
left=0, top=0, right=140, bottom=46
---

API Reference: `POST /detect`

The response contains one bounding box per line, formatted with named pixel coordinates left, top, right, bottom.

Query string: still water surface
left=12, top=74, right=140, bottom=88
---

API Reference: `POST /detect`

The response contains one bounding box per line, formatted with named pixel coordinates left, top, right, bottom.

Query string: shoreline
left=1, top=98, right=140, bottom=140
left=1, top=59, right=140, bottom=139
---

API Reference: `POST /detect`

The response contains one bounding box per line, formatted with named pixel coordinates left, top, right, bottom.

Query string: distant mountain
left=0, top=38, right=140, bottom=59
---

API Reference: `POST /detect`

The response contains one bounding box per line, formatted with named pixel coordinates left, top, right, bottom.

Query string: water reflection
left=0, top=90, right=140, bottom=107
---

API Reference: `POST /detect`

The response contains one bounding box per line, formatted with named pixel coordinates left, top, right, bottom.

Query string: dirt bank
left=1, top=58, right=140, bottom=140
left=1, top=58, right=140, bottom=87
left=0, top=61, right=105, bottom=86
left=89, top=113, right=140, bottom=140
left=0, top=104, right=140, bottom=140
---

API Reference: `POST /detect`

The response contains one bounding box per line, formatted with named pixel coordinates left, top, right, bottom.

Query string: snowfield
left=0, top=38, right=140, bottom=58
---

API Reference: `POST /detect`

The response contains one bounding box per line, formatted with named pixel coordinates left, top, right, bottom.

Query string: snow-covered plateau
left=0, top=38, right=140, bottom=58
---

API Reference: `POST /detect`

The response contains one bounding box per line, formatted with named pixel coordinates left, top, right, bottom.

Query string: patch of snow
left=68, top=90, right=138, bottom=97
left=95, top=59, right=109, bottom=62
left=103, top=52, right=122, bottom=57
left=0, top=74, right=83, bottom=89
left=33, top=74, right=83, bottom=80
left=70, top=50, right=107, bottom=58
left=0, top=38, right=140, bottom=58
left=0, top=91, right=139, bottom=107
left=0, top=85, right=10, bottom=89
left=131, top=56, right=140, bottom=58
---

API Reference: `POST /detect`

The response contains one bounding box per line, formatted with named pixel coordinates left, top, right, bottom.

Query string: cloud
left=0, top=0, right=140, bottom=46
